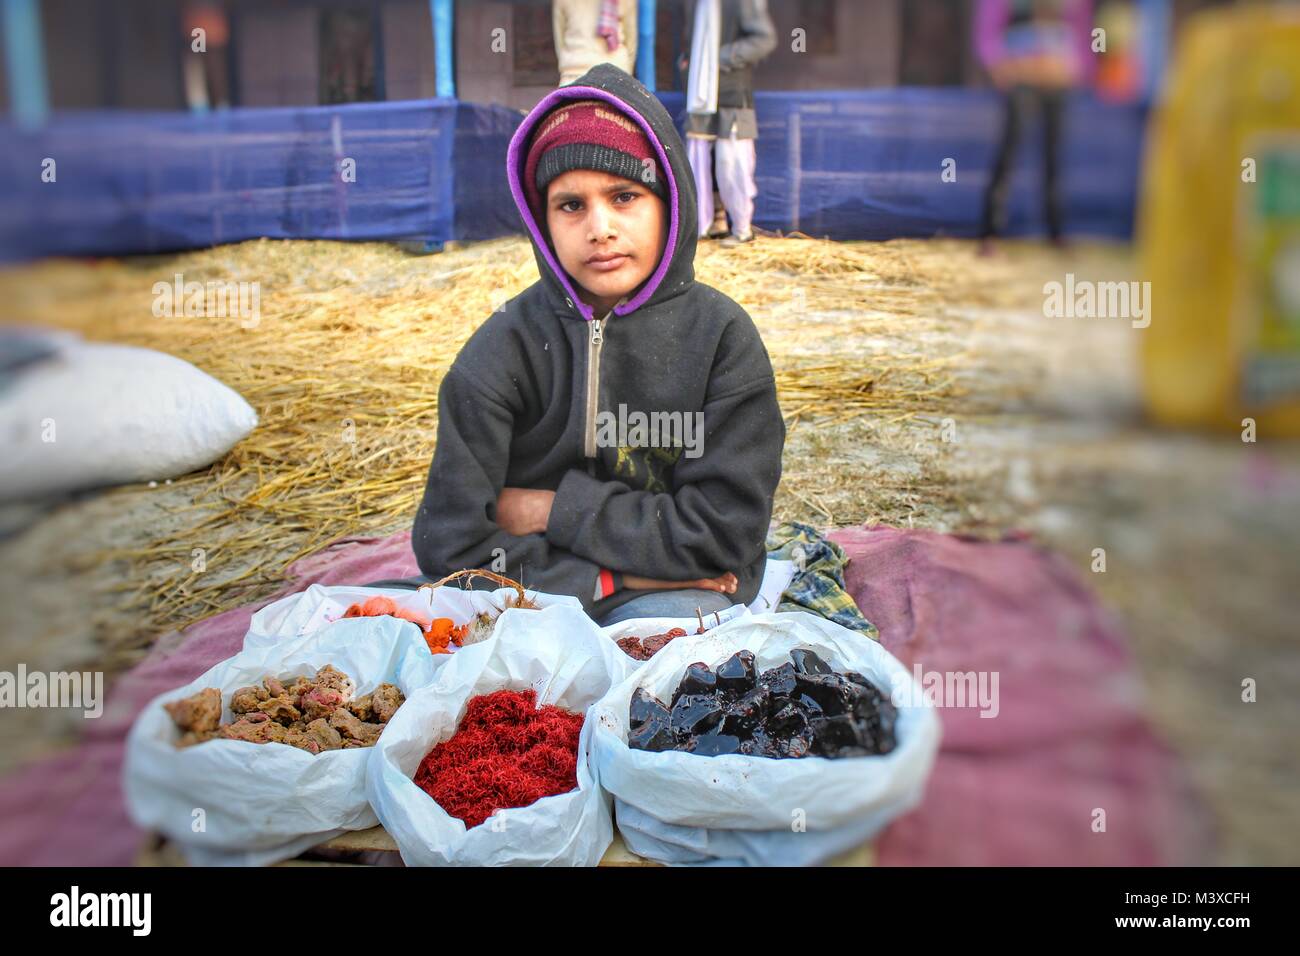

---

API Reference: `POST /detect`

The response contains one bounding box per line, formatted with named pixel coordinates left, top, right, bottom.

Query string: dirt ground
left=1, top=234, right=1297, bottom=864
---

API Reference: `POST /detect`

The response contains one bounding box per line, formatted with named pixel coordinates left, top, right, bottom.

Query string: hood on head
left=507, top=64, right=698, bottom=322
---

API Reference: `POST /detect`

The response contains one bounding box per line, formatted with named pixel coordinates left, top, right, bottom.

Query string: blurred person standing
left=554, top=0, right=638, bottom=86
left=181, top=3, right=231, bottom=111
left=680, top=0, right=776, bottom=246
left=975, top=0, right=1095, bottom=251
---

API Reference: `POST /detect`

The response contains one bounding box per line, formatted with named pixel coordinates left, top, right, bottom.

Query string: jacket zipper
left=584, top=300, right=624, bottom=460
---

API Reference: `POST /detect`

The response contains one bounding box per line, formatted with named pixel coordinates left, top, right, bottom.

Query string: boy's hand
left=623, top=571, right=738, bottom=595
left=495, top=487, right=555, bottom=536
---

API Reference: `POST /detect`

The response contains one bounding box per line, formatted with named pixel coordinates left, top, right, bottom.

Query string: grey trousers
left=360, top=575, right=733, bottom=628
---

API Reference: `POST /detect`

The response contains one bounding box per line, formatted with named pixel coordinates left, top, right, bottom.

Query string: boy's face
left=545, top=169, right=668, bottom=315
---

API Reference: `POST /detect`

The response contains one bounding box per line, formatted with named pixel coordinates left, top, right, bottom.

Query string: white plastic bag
left=123, top=616, right=437, bottom=864
left=247, top=582, right=582, bottom=651
left=747, top=558, right=797, bottom=613
left=590, top=611, right=942, bottom=832
left=366, top=604, right=633, bottom=866
left=0, top=338, right=257, bottom=502
left=612, top=796, right=884, bottom=866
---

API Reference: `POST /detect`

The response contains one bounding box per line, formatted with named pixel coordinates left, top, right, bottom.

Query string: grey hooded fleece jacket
left=411, top=63, right=784, bottom=618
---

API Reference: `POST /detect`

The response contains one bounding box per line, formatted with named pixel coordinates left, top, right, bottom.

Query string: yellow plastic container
left=1139, top=5, right=1300, bottom=435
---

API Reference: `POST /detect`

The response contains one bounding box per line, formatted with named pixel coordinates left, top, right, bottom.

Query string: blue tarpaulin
left=0, top=89, right=1145, bottom=262
left=658, top=88, right=1146, bottom=241
left=0, top=98, right=522, bottom=261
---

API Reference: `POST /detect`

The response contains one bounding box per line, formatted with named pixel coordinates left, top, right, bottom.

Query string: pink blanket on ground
left=0, top=526, right=1215, bottom=866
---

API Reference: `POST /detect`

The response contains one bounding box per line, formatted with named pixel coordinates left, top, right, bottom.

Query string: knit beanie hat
left=524, top=99, right=667, bottom=220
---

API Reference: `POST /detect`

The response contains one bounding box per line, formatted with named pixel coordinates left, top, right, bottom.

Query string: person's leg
left=595, top=588, right=733, bottom=628
left=687, top=136, right=716, bottom=238
left=707, top=151, right=729, bottom=237
left=979, top=85, right=1027, bottom=242
left=1041, top=88, right=1065, bottom=243
left=715, top=133, right=757, bottom=238
left=707, top=188, right=730, bottom=237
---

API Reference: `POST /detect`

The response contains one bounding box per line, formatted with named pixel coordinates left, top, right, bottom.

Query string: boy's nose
left=587, top=207, right=617, bottom=242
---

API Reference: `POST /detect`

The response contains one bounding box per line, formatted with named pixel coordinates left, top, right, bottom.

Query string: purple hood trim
left=506, top=85, right=680, bottom=322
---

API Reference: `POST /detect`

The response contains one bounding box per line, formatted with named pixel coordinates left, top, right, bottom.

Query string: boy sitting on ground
left=400, top=65, right=785, bottom=627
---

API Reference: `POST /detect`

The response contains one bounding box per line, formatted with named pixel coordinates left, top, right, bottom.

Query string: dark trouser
left=363, top=574, right=435, bottom=590
left=359, top=574, right=733, bottom=629
left=980, top=85, right=1065, bottom=240
left=592, top=588, right=733, bottom=628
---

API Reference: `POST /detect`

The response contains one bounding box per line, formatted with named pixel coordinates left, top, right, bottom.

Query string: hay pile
left=2, top=234, right=966, bottom=640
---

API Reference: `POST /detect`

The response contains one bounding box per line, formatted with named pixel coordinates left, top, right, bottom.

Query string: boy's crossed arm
left=413, top=365, right=751, bottom=609
left=538, top=376, right=782, bottom=589
left=494, top=487, right=738, bottom=595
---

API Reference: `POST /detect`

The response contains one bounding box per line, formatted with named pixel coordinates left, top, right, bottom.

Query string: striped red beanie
left=524, top=99, right=667, bottom=219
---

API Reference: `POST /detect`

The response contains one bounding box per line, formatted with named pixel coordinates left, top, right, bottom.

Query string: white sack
left=590, top=611, right=942, bottom=831
left=123, top=616, right=437, bottom=864
left=366, top=604, right=633, bottom=866
left=0, top=339, right=257, bottom=501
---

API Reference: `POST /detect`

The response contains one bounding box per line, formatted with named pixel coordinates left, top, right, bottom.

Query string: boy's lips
left=586, top=252, right=630, bottom=272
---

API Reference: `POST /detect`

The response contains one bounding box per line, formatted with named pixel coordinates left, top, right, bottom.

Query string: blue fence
left=0, top=89, right=1145, bottom=262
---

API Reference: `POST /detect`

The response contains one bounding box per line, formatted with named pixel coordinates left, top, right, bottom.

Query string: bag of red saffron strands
left=365, top=604, right=633, bottom=866
left=413, top=689, right=584, bottom=828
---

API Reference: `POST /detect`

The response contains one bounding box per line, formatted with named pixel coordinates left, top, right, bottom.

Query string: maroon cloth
left=827, top=526, right=1215, bottom=866
left=597, top=0, right=622, bottom=52
left=0, top=526, right=1215, bottom=865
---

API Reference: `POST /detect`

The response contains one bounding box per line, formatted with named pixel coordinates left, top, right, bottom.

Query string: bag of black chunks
left=590, top=611, right=942, bottom=853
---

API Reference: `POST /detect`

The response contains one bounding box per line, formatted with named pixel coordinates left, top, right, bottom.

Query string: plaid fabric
left=765, top=521, right=879, bottom=640
left=597, top=0, right=622, bottom=52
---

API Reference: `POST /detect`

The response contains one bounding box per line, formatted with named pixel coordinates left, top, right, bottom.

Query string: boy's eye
left=559, top=191, right=639, bottom=213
